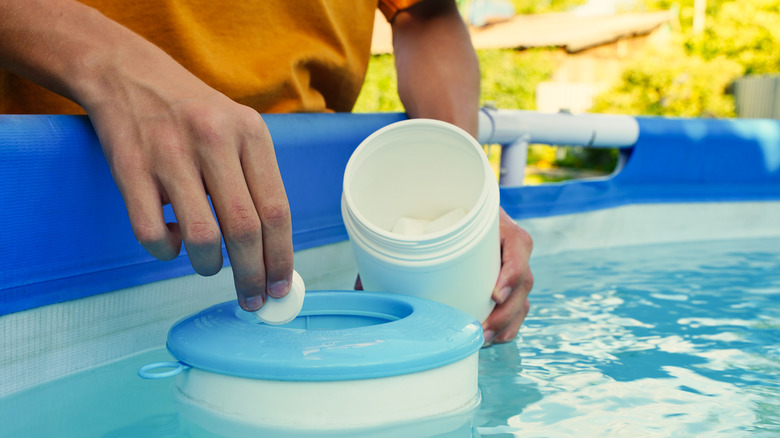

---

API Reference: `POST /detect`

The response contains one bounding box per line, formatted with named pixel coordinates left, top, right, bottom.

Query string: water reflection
left=476, top=341, right=542, bottom=435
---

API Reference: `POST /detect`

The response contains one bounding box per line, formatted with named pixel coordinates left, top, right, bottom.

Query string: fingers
left=493, top=209, right=533, bottom=304
left=140, top=121, right=224, bottom=277
left=158, top=108, right=291, bottom=312
left=99, top=100, right=292, bottom=313
left=125, top=188, right=182, bottom=261
left=120, top=174, right=182, bottom=262
left=482, top=208, right=534, bottom=345
left=208, top=179, right=266, bottom=311
left=484, top=276, right=532, bottom=345
left=234, top=114, right=293, bottom=310
left=162, top=172, right=224, bottom=277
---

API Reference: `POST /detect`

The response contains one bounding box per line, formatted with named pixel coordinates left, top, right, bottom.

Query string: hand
left=482, top=208, right=534, bottom=345
left=0, top=0, right=294, bottom=311
left=81, top=40, right=293, bottom=313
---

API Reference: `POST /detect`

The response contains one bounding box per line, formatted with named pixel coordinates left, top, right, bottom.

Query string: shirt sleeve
left=378, top=0, right=428, bottom=22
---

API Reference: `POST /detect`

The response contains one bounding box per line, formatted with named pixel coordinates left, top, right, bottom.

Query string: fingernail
left=482, top=329, right=495, bottom=345
left=495, top=287, right=511, bottom=304
left=268, top=279, right=290, bottom=299
left=244, top=294, right=265, bottom=312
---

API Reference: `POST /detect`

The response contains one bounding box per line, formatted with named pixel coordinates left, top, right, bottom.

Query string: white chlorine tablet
left=391, top=216, right=429, bottom=235
left=424, top=208, right=466, bottom=234
left=254, top=270, right=305, bottom=325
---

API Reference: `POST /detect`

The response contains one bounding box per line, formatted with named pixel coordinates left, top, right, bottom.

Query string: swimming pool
left=1, top=235, right=777, bottom=437
left=1, top=112, right=779, bottom=436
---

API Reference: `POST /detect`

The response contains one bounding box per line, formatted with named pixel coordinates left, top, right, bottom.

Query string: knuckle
left=238, top=273, right=266, bottom=291
left=259, top=203, right=291, bottom=229
left=174, top=102, right=228, bottom=148
left=133, top=220, right=166, bottom=246
left=183, top=103, right=262, bottom=153
left=190, top=111, right=228, bottom=149
left=523, top=270, right=535, bottom=292
left=228, top=104, right=262, bottom=127
left=235, top=105, right=264, bottom=127
left=511, top=222, right=533, bottom=248
left=222, top=206, right=261, bottom=244
left=133, top=221, right=179, bottom=261
left=184, top=220, right=221, bottom=248
left=234, top=109, right=272, bottom=147
left=520, top=228, right=534, bottom=251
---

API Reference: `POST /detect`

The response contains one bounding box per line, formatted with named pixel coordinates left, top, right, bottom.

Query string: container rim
left=342, top=118, right=496, bottom=245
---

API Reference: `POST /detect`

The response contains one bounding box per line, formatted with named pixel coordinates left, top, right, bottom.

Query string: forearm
left=0, top=0, right=203, bottom=112
left=391, top=0, right=480, bottom=138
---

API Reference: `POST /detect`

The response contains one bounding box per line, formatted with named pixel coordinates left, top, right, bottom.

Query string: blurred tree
left=635, top=0, right=780, bottom=74
left=594, top=0, right=780, bottom=117
left=355, top=1, right=780, bottom=182
left=685, top=0, right=780, bottom=74
left=592, top=42, right=743, bottom=117
left=354, top=49, right=555, bottom=113
left=352, top=54, right=404, bottom=113
left=478, top=49, right=555, bottom=110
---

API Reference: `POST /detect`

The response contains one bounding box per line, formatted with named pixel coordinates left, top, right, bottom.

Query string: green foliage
left=478, top=49, right=555, bottom=109
left=554, top=146, right=619, bottom=171
left=354, top=1, right=780, bottom=180
left=354, top=48, right=555, bottom=113
left=685, top=0, right=780, bottom=75
left=594, top=0, right=780, bottom=117
left=352, top=54, right=404, bottom=113
left=636, top=1, right=780, bottom=74
left=592, top=42, right=743, bottom=117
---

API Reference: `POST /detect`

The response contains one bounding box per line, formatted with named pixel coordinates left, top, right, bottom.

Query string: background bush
left=353, top=49, right=555, bottom=114
left=591, top=42, right=743, bottom=117
left=354, top=0, right=780, bottom=183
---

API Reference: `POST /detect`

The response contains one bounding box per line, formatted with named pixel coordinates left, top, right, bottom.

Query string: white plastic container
left=341, top=119, right=500, bottom=321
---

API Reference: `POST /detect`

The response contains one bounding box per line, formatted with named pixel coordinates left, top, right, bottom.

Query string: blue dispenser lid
left=166, top=290, right=484, bottom=381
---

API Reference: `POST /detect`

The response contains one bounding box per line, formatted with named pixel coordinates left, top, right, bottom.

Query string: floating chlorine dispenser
left=139, top=290, right=483, bottom=435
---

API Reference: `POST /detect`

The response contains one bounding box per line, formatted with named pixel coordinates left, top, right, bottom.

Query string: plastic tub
left=341, top=119, right=500, bottom=322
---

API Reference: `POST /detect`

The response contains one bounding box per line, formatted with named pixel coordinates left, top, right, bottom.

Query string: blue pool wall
left=501, top=116, right=780, bottom=219
left=1, top=114, right=780, bottom=316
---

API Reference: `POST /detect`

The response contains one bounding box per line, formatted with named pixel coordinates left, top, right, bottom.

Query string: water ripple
left=477, top=237, right=780, bottom=437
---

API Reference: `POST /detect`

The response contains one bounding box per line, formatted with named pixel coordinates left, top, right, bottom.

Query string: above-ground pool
left=1, top=113, right=779, bottom=437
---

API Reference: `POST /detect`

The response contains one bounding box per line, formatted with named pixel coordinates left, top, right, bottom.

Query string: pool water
left=478, top=236, right=780, bottom=437
left=2, top=237, right=779, bottom=437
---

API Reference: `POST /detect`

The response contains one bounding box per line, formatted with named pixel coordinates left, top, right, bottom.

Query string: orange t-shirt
left=0, top=0, right=422, bottom=115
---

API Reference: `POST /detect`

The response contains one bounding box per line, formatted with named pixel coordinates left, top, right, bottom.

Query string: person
left=0, top=0, right=532, bottom=344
